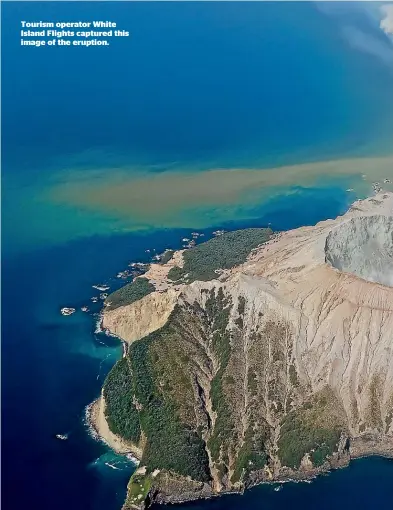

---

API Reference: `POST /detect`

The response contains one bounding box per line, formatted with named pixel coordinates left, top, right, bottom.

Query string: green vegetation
left=386, top=409, right=393, bottom=434
left=125, top=473, right=152, bottom=508
left=277, top=394, right=342, bottom=469
left=234, top=296, right=246, bottom=329
left=103, top=358, right=141, bottom=443
left=160, top=250, right=174, bottom=264
left=129, top=319, right=211, bottom=482
left=205, top=289, right=234, bottom=462
left=310, top=445, right=332, bottom=467
left=237, top=296, right=246, bottom=316
left=166, top=265, right=185, bottom=283
left=278, top=414, right=340, bottom=469
left=168, top=228, right=272, bottom=283
left=288, top=364, right=299, bottom=387
left=367, top=375, right=383, bottom=431
left=232, top=448, right=267, bottom=483
left=106, top=277, right=154, bottom=310
left=103, top=302, right=211, bottom=482
left=232, top=427, right=267, bottom=483
left=247, top=370, right=258, bottom=396
left=148, top=308, right=203, bottom=426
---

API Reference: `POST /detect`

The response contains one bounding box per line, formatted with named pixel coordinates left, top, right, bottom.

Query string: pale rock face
left=325, top=215, right=393, bottom=287
left=242, top=193, right=393, bottom=436
left=102, top=288, right=180, bottom=343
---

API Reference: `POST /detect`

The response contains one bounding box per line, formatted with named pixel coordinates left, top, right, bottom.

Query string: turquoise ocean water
left=2, top=2, right=393, bottom=510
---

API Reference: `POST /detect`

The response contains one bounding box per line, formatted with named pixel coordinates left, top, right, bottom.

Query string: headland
left=89, top=192, right=393, bottom=509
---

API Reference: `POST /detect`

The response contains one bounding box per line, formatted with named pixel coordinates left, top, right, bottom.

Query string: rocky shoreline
left=147, top=437, right=393, bottom=509
left=130, top=440, right=393, bottom=510
left=349, top=435, right=393, bottom=460
left=87, top=373, right=393, bottom=509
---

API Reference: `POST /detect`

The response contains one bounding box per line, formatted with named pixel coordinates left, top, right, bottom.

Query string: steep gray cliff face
left=325, top=215, right=393, bottom=287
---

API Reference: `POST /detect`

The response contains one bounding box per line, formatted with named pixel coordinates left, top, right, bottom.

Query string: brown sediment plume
left=48, top=156, right=393, bottom=230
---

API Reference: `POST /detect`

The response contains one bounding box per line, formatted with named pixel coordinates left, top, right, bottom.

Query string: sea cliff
left=91, top=193, right=393, bottom=509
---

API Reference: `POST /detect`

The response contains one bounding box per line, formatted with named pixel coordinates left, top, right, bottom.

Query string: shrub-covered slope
left=106, top=277, right=155, bottom=310
left=103, top=283, right=347, bottom=494
left=168, top=228, right=272, bottom=282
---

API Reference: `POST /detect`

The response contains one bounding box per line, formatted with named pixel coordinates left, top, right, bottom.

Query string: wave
left=105, top=462, right=121, bottom=470
left=94, top=313, right=104, bottom=334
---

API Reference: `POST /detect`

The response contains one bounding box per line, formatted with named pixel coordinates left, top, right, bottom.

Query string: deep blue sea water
left=2, top=2, right=393, bottom=510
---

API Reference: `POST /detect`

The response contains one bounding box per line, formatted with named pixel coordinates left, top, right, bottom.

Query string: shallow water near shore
left=2, top=1, right=393, bottom=510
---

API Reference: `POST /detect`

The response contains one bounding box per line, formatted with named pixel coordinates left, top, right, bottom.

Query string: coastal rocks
left=349, top=434, right=393, bottom=459
left=60, top=307, right=75, bottom=316
left=55, top=433, right=68, bottom=440
left=149, top=472, right=213, bottom=507
left=117, top=270, right=133, bottom=279
left=191, top=232, right=204, bottom=239
left=129, top=262, right=150, bottom=270
left=93, top=284, right=110, bottom=291
left=182, top=239, right=196, bottom=249
left=373, top=182, right=382, bottom=194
